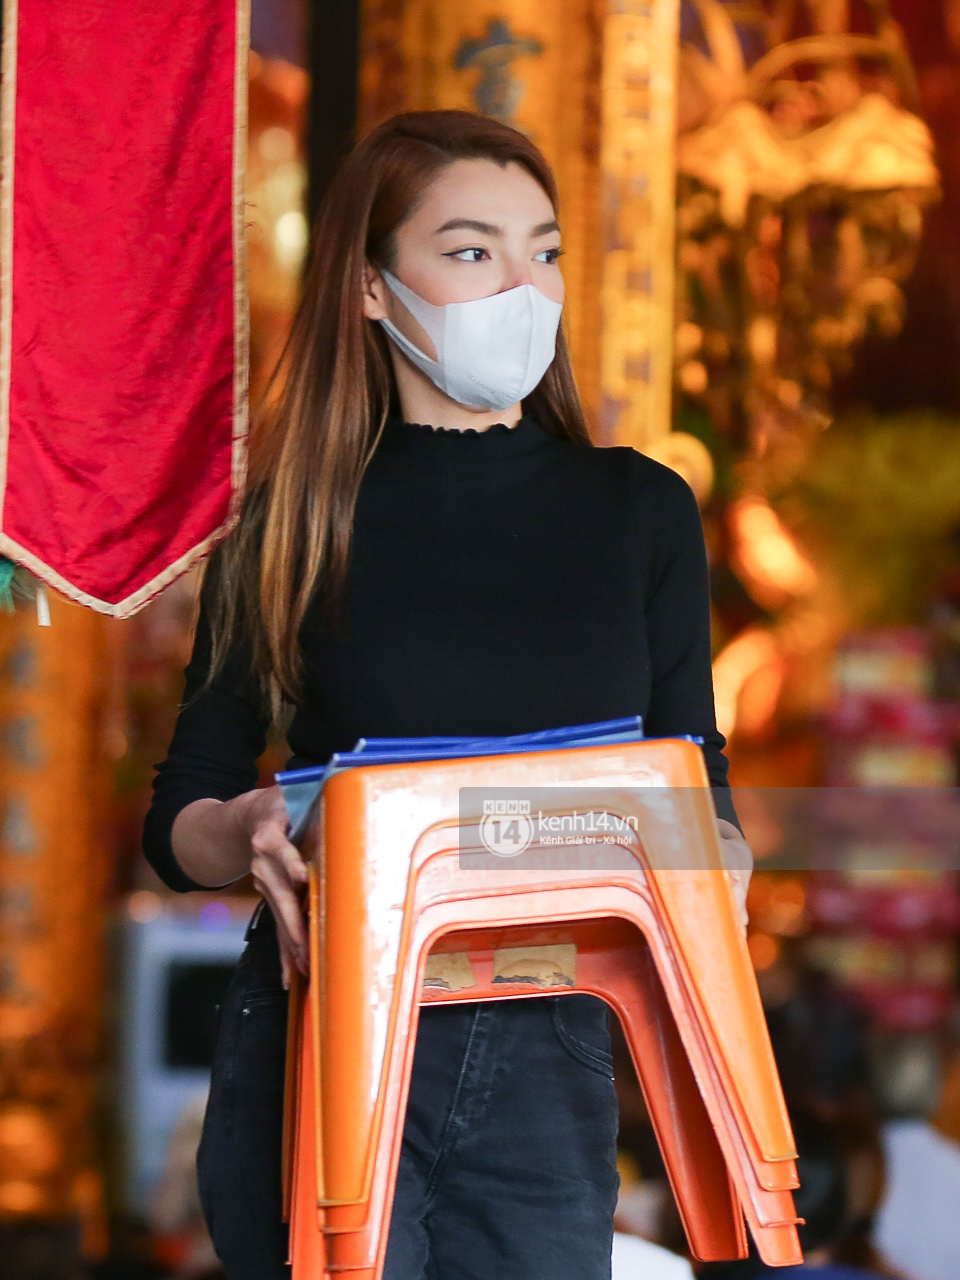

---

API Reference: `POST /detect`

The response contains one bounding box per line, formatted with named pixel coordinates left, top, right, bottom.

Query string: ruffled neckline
left=380, top=411, right=554, bottom=460
left=400, top=419, right=527, bottom=437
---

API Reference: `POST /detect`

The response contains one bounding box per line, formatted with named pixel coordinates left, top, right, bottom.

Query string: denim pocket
left=243, top=910, right=285, bottom=998
left=550, top=994, right=615, bottom=1078
left=233, top=993, right=288, bottom=1202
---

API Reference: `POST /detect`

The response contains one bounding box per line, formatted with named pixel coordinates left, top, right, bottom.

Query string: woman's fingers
left=725, top=867, right=750, bottom=932
left=250, top=844, right=309, bottom=976
left=277, top=835, right=310, bottom=888
left=716, top=820, right=753, bottom=868
left=243, top=789, right=311, bottom=984
left=251, top=815, right=308, bottom=885
left=716, top=819, right=753, bottom=932
left=261, top=876, right=308, bottom=980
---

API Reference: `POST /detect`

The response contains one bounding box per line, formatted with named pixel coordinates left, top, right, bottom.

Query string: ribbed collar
left=379, top=411, right=554, bottom=460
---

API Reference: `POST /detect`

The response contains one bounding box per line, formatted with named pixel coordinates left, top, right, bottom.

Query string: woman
left=143, top=109, right=752, bottom=1280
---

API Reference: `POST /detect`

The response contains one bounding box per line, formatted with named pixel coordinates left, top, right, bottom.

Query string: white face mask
left=377, top=268, right=564, bottom=412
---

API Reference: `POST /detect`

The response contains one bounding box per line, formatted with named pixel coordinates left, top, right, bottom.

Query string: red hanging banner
left=0, top=0, right=249, bottom=615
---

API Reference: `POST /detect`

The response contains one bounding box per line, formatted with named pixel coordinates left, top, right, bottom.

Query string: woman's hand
left=241, top=785, right=310, bottom=990
left=171, top=786, right=310, bottom=990
left=716, top=817, right=753, bottom=932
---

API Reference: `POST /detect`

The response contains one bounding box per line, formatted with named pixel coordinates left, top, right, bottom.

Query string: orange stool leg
left=289, top=979, right=329, bottom=1276
left=598, top=943, right=747, bottom=1262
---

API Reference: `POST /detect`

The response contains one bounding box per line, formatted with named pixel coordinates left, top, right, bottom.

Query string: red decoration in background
left=802, top=629, right=960, bottom=1033
left=0, top=0, right=250, bottom=615
left=809, top=881, right=960, bottom=938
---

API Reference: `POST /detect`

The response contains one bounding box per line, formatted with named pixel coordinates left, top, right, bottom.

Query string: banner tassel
left=0, top=557, right=16, bottom=612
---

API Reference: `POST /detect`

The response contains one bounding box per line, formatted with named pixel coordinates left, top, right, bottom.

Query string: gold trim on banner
left=0, top=526, right=229, bottom=618
left=0, top=0, right=21, bottom=527
left=0, top=0, right=252, bottom=618
left=231, top=0, right=252, bottom=519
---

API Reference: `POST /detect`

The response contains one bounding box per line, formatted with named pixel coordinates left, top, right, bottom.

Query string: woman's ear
left=361, top=262, right=389, bottom=322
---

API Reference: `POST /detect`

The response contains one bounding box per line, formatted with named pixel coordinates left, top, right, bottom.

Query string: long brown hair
left=206, top=109, right=592, bottom=719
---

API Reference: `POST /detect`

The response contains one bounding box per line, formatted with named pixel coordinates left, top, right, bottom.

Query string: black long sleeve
left=143, top=412, right=740, bottom=892
left=637, top=458, right=742, bottom=829
left=142, top=589, right=270, bottom=892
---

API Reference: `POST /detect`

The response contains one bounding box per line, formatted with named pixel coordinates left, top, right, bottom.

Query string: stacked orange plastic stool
left=281, top=736, right=803, bottom=1277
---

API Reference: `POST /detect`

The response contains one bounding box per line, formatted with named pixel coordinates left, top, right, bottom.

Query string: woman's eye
left=446, top=247, right=489, bottom=262
left=536, top=247, right=564, bottom=265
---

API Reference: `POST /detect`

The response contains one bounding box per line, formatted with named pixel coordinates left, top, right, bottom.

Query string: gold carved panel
left=360, top=0, right=680, bottom=447
left=0, top=597, right=112, bottom=1233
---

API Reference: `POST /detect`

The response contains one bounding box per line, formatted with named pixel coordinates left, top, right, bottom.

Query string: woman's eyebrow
left=434, top=217, right=561, bottom=237
left=435, top=218, right=501, bottom=236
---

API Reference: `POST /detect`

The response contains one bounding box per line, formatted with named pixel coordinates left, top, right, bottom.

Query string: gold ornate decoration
left=600, top=0, right=681, bottom=451
left=247, top=53, right=309, bottom=403
left=453, top=19, right=544, bottom=123
left=360, top=2, right=682, bottom=449
left=643, top=429, right=715, bottom=503
left=0, top=597, right=114, bottom=1248
left=674, top=0, right=939, bottom=456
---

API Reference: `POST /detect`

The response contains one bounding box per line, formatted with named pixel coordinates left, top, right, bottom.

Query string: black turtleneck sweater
left=143, top=413, right=742, bottom=892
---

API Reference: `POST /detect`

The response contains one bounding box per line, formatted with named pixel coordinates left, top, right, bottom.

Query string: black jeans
left=197, top=905, right=620, bottom=1280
